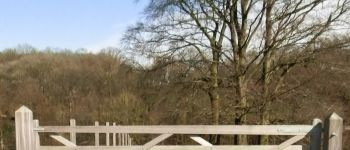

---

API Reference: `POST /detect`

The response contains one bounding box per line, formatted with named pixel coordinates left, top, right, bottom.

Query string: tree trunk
left=260, top=57, right=272, bottom=144
left=235, top=75, right=248, bottom=145
left=208, top=46, right=220, bottom=144
left=231, top=0, right=249, bottom=145
left=260, top=0, right=274, bottom=144
left=259, top=101, right=271, bottom=144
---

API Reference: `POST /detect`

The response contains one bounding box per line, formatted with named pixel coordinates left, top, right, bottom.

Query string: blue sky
left=0, top=0, right=148, bottom=52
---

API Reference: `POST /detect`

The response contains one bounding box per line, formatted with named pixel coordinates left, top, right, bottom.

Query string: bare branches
left=122, top=1, right=350, bottom=142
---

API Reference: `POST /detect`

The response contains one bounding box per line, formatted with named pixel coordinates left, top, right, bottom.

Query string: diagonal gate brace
left=278, top=135, right=305, bottom=150
left=50, top=135, right=77, bottom=147
left=190, top=136, right=213, bottom=146
left=143, top=133, right=173, bottom=150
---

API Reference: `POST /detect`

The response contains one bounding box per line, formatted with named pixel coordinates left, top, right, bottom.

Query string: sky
left=0, top=0, right=148, bottom=52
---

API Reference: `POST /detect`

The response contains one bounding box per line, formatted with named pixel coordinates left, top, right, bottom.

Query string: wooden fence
left=15, top=106, right=344, bottom=150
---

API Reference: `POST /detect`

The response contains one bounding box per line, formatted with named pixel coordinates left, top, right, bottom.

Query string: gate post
left=15, top=106, right=35, bottom=150
left=310, top=118, right=322, bottom=150
left=323, top=113, right=343, bottom=150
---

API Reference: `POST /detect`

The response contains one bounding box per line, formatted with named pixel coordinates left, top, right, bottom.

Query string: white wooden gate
left=15, top=106, right=343, bottom=150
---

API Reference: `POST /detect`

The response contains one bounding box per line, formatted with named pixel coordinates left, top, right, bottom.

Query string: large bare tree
left=254, top=0, right=349, bottom=143
left=123, top=0, right=229, bottom=144
left=123, top=0, right=350, bottom=144
left=123, top=0, right=227, bottom=126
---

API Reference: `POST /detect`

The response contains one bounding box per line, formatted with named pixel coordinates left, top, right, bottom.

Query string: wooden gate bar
left=33, top=120, right=40, bottom=150
left=122, top=133, right=125, bottom=146
left=143, top=134, right=173, bottom=150
left=50, top=135, right=77, bottom=147
left=124, top=133, right=127, bottom=146
left=39, top=145, right=304, bottom=150
left=14, top=106, right=345, bottom=150
left=106, top=122, right=110, bottom=146
left=95, top=121, right=99, bottom=146
left=190, top=136, right=212, bottom=146
left=70, top=119, right=76, bottom=144
left=38, top=125, right=314, bottom=135
left=113, top=123, right=116, bottom=146
left=345, top=126, right=350, bottom=131
left=278, top=135, right=305, bottom=150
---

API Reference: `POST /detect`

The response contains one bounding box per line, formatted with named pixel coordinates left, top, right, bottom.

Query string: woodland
left=1, top=0, right=350, bottom=149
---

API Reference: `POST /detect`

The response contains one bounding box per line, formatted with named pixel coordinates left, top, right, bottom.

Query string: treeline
left=0, top=44, right=349, bottom=149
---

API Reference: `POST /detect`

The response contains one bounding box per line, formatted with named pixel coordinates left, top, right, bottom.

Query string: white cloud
left=85, top=24, right=126, bottom=53
left=85, top=33, right=121, bottom=53
left=84, top=22, right=153, bottom=66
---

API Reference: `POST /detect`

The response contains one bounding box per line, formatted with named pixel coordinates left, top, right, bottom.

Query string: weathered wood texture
left=16, top=106, right=346, bottom=150
left=323, top=113, right=343, bottom=150
left=113, top=123, right=117, bottom=146
left=128, top=134, right=132, bottom=146
left=345, top=126, right=350, bottom=131
left=39, top=145, right=304, bottom=150
left=50, top=135, right=77, bottom=147
left=190, top=137, right=212, bottom=146
left=106, top=122, right=110, bottom=146
left=143, top=134, right=172, bottom=150
left=278, top=135, right=305, bottom=150
left=33, top=120, right=40, bottom=150
left=38, top=125, right=314, bottom=135
left=95, top=121, right=100, bottom=146
left=70, top=119, right=76, bottom=144
left=15, top=106, right=35, bottom=150
left=122, top=133, right=126, bottom=146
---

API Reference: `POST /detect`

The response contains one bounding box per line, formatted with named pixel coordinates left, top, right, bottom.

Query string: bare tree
left=257, top=0, right=349, bottom=143
left=123, top=0, right=350, bottom=144
left=124, top=0, right=227, bottom=137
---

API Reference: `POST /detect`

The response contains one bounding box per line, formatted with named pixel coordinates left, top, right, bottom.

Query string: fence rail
left=345, top=126, right=350, bottom=131
left=15, top=106, right=344, bottom=150
left=39, top=145, right=304, bottom=150
left=37, top=125, right=314, bottom=135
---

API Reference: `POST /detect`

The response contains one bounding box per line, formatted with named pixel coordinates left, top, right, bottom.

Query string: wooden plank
left=323, top=113, right=343, bottom=150
left=106, top=122, right=110, bottom=146
left=128, top=135, right=132, bottom=146
left=38, top=125, right=313, bottom=135
left=70, top=119, right=76, bottom=144
left=143, top=134, right=173, bottom=150
left=190, top=136, right=212, bottom=146
left=15, top=106, right=35, bottom=150
left=121, top=133, right=125, bottom=146
left=33, top=120, right=40, bottom=150
left=124, top=134, right=128, bottom=146
left=39, top=145, right=304, bottom=150
left=278, top=135, right=305, bottom=150
left=50, top=135, right=77, bottom=147
left=95, top=121, right=99, bottom=146
left=113, top=123, right=116, bottom=146
left=310, top=119, right=322, bottom=150
left=345, top=126, right=350, bottom=130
